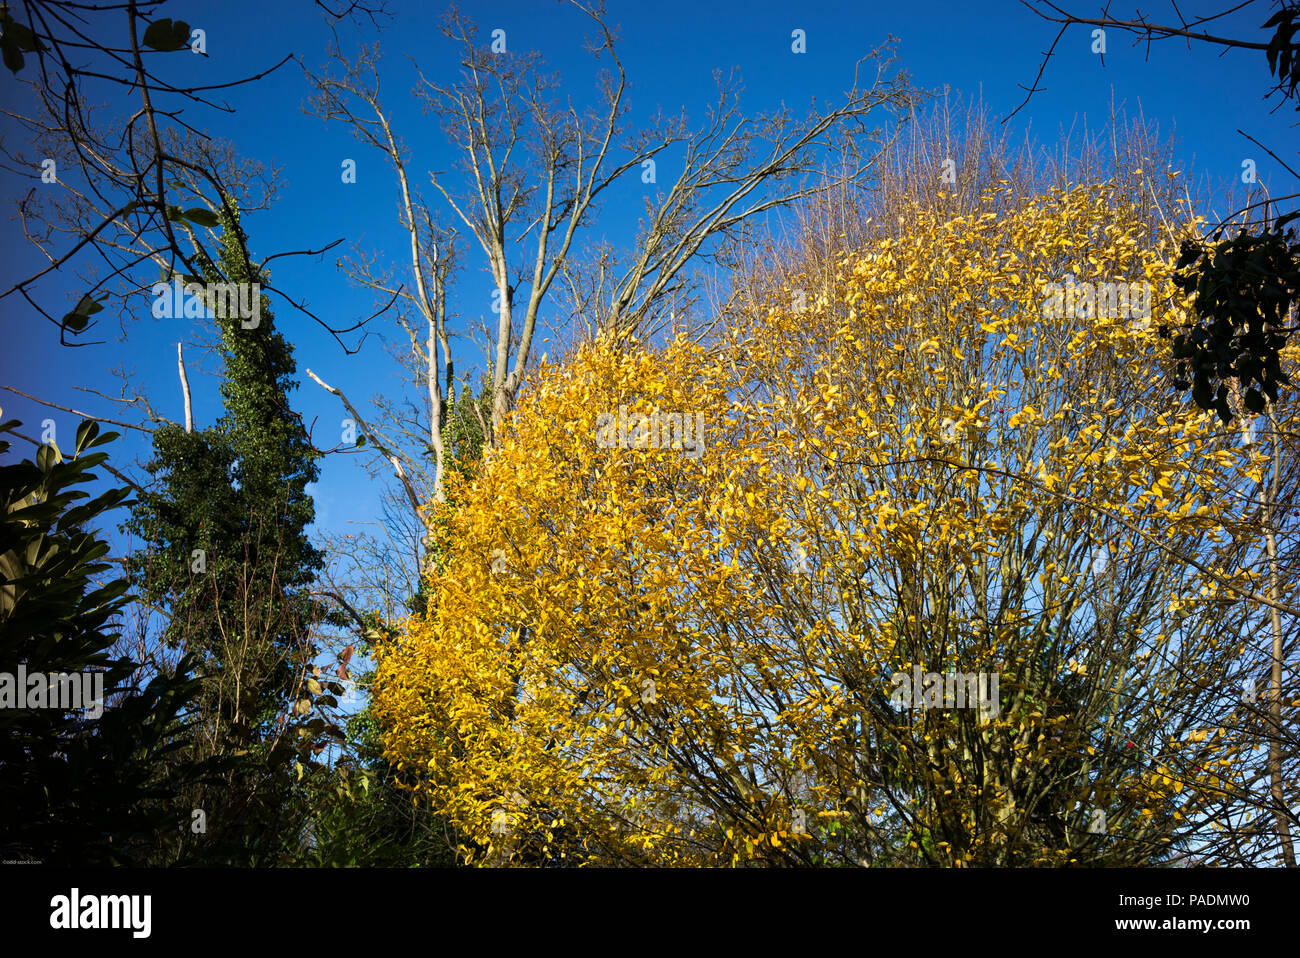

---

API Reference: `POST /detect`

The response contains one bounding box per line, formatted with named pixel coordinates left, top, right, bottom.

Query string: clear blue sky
left=1, top=0, right=1292, bottom=570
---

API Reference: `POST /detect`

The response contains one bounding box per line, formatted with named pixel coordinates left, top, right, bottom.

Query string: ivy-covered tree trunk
left=125, top=205, right=333, bottom=865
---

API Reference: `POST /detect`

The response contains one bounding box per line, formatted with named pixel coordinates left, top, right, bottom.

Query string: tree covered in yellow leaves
left=373, top=178, right=1300, bottom=866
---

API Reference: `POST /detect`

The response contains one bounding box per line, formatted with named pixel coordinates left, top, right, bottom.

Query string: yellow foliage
left=373, top=182, right=1298, bottom=867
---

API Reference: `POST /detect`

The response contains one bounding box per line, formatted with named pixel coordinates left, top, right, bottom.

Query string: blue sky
left=0, top=0, right=1292, bottom=589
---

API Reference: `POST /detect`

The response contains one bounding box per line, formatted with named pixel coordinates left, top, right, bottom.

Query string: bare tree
left=299, top=0, right=916, bottom=548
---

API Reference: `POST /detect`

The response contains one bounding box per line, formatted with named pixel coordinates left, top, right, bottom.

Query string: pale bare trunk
left=1264, top=407, right=1296, bottom=866
left=490, top=261, right=511, bottom=444
left=177, top=342, right=193, bottom=433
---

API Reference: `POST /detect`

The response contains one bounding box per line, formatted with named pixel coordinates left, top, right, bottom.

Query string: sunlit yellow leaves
left=373, top=178, right=1299, bottom=869
left=1007, top=405, right=1040, bottom=429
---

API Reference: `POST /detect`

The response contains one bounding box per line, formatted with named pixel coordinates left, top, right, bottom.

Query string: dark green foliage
left=289, top=701, right=459, bottom=867
left=0, top=417, right=208, bottom=865
left=1154, top=4, right=1300, bottom=422
left=1263, top=3, right=1300, bottom=108
left=127, top=207, right=324, bottom=723
left=140, top=18, right=192, bottom=54
left=0, top=6, right=46, bottom=76
left=442, top=377, right=494, bottom=474
left=1162, top=212, right=1300, bottom=423
left=124, top=205, right=334, bottom=864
